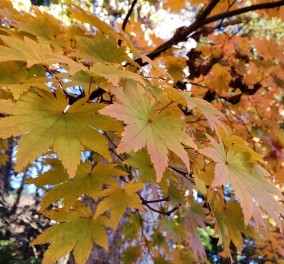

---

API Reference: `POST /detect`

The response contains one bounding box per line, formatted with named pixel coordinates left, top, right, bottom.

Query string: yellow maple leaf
left=213, top=200, right=255, bottom=256
left=0, top=35, right=52, bottom=68
left=40, top=161, right=127, bottom=211
left=0, top=89, right=119, bottom=177
left=94, top=180, right=145, bottom=229
left=75, top=33, right=130, bottom=64
left=206, top=64, right=231, bottom=94
left=31, top=202, right=111, bottom=264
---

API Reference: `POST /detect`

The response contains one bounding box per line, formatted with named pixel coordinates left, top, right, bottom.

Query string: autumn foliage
left=0, top=0, right=284, bottom=263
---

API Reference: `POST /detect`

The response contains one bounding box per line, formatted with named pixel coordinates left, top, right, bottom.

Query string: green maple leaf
left=75, top=33, right=130, bottom=64
left=68, top=5, right=169, bottom=78
left=94, top=180, right=145, bottom=229
left=40, top=161, right=127, bottom=211
left=124, top=150, right=157, bottom=182
left=121, top=245, right=142, bottom=264
left=31, top=202, right=111, bottom=264
left=27, top=159, right=69, bottom=187
left=100, top=83, right=192, bottom=181
left=200, top=135, right=284, bottom=228
left=0, top=89, right=119, bottom=177
left=0, top=62, right=51, bottom=99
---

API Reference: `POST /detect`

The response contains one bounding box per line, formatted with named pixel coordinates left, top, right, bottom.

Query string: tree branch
left=146, top=0, right=220, bottom=60
left=146, top=0, right=284, bottom=61
left=122, top=0, right=138, bottom=31
left=118, top=0, right=138, bottom=46
left=204, top=0, right=284, bottom=25
left=196, top=0, right=221, bottom=21
left=138, top=193, right=180, bottom=216
left=141, top=196, right=170, bottom=204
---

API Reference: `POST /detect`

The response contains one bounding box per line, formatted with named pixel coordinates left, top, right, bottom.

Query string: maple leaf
left=160, top=217, right=188, bottom=244
left=124, top=150, right=157, bottom=182
left=31, top=202, right=111, bottom=264
left=89, top=62, right=146, bottom=87
left=206, top=64, right=231, bottom=94
left=75, top=33, right=130, bottom=64
left=46, top=54, right=144, bottom=86
left=94, top=180, right=145, bottom=229
left=27, top=159, right=69, bottom=187
left=121, top=245, right=142, bottom=264
left=0, top=62, right=52, bottom=99
left=181, top=92, right=225, bottom=131
left=200, top=135, right=284, bottom=228
left=217, top=127, right=264, bottom=162
left=68, top=5, right=122, bottom=41
left=40, top=161, right=127, bottom=211
left=189, top=233, right=207, bottom=261
left=99, top=83, right=191, bottom=181
left=0, top=36, right=52, bottom=68
left=0, top=89, right=119, bottom=177
left=68, top=5, right=170, bottom=78
left=184, top=200, right=209, bottom=232
left=213, top=200, right=255, bottom=257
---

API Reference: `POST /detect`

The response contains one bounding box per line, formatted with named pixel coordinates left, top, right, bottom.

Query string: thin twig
left=122, top=0, right=138, bottom=31
left=118, top=0, right=138, bottom=46
left=138, top=193, right=180, bottom=216
left=141, top=196, right=170, bottom=204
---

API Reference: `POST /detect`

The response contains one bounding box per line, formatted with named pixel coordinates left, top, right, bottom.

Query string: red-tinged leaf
left=99, top=82, right=192, bottom=181
left=182, top=92, right=225, bottom=131
left=200, top=135, right=284, bottom=228
left=189, top=233, right=206, bottom=261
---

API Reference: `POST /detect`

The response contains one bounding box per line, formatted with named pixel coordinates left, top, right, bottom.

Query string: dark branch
left=196, top=0, right=220, bottom=21
left=141, top=196, right=170, bottom=204
left=146, top=0, right=284, bottom=61
left=143, top=202, right=181, bottom=216
left=204, top=0, right=284, bottom=25
left=122, top=0, right=138, bottom=31
left=146, top=0, right=220, bottom=60
left=118, top=0, right=138, bottom=46
left=10, top=172, right=27, bottom=216
left=138, top=193, right=180, bottom=216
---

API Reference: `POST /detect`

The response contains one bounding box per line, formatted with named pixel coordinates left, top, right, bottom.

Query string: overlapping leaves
left=40, top=161, right=127, bottom=211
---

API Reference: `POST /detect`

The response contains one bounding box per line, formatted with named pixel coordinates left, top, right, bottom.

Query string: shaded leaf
left=40, top=161, right=127, bottom=211
left=95, top=180, right=144, bottom=229
left=31, top=202, right=111, bottom=264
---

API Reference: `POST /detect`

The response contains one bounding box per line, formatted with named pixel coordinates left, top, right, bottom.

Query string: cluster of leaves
left=0, top=0, right=284, bottom=263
